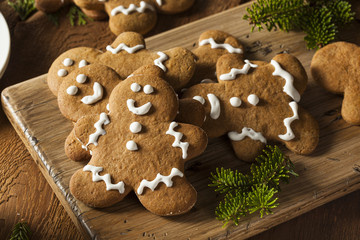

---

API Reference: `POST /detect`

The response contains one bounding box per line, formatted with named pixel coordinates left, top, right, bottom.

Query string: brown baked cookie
left=311, top=41, right=360, bottom=125
left=152, top=0, right=195, bottom=14
left=48, top=32, right=196, bottom=96
left=183, top=53, right=319, bottom=162
left=188, top=30, right=244, bottom=87
left=69, top=69, right=207, bottom=215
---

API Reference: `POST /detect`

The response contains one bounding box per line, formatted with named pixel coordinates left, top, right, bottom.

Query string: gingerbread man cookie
left=48, top=31, right=196, bottom=96
left=189, top=30, right=244, bottom=87
left=69, top=69, right=207, bottom=215
left=311, top=41, right=360, bottom=125
left=183, top=53, right=319, bottom=162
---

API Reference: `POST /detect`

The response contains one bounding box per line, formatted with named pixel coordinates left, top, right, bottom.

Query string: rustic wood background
left=1, top=0, right=360, bottom=239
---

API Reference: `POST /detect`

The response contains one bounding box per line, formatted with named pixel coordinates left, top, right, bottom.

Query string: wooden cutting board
left=2, top=2, right=360, bottom=239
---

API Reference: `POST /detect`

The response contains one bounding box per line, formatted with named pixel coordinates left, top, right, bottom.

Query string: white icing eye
left=126, top=140, right=138, bottom=151
left=193, top=96, right=205, bottom=105
left=247, top=94, right=259, bottom=106
left=79, top=60, right=88, bottom=68
left=131, top=83, right=141, bottom=92
left=57, top=69, right=68, bottom=77
left=66, top=86, right=78, bottom=95
left=129, top=122, right=142, bottom=133
left=143, top=85, right=154, bottom=94
left=63, top=58, right=74, bottom=67
left=230, top=97, right=241, bottom=107
left=76, top=74, right=87, bottom=83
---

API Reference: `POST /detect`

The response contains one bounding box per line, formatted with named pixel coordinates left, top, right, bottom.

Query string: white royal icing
left=106, top=103, right=110, bottom=112
left=57, top=69, right=68, bottom=77
left=63, top=58, right=74, bottom=67
left=79, top=60, right=88, bottom=68
left=143, top=85, right=154, bottom=94
left=83, top=165, right=125, bottom=194
left=271, top=60, right=301, bottom=102
left=137, top=168, right=184, bottom=195
left=201, top=79, right=216, bottom=83
left=131, top=83, right=141, bottom=92
left=199, top=37, right=243, bottom=54
left=81, top=82, right=104, bottom=105
left=193, top=96, right=205, bottom=105
left=127, top=99, right=152, bottom=115
left=66, top=86, right=78, bottom=95
left=86, top=112, right=110, bottom=149
left=228, top=127, right=267, bottom=144
left=129, top=122, right=142, bottom=133
left=106, top=43, right=145, bottom=54
left=156, top=0, right=162, bottom=5
left=219, top=60, right=258, bottom=80
left=154, top=52, right=168, bottom=72
left=279, top=101, right=299, bottom=141
left=76, top=74, right=87, bottom=83
left=111, top=1, right=155, bottom=16
left=207, top=93, right=221, bottom=119
left=247, top=94, right=259, bottom=106
left=230, top=97, right=241, bottom=107
left=166, top=122, right=189, bottom=159
left=126, top=140, right=138, bottom=151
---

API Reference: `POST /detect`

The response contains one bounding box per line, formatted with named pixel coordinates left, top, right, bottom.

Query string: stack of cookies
left=47, top=30, right=320, bottom=216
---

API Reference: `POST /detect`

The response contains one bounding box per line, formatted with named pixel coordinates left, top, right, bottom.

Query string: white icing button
left=63, top=58, right=74, bottom=67
left=57, top=69, right=68, bottom=77
left=193, top=96, right=205, bottom=105
left=230, top=97, right=242, bottom=107
left=126, top=140, right=138, bottom=151
left=131, top=83, right=141, bottom=92
left=143, top=85, right=154, bottom=94
left=66, top=86, right=78, bottom=95
left=79, top=60, right=88, bottom=68
left=247, top=94, right=259, bottom=106
left=130, top=122, right=142, bottom=133
left=76, top=74, right=87, bottom=83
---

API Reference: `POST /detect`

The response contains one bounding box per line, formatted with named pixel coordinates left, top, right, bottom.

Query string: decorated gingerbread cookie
left=188, top=30, right=244, bottom=87
left=183, top=53, right=319, bottom=162
left=69, top=69, right=207, bottom=215
left=311, top=41, right=360, bottom=125
left=48, top=31, right=196, bottom=96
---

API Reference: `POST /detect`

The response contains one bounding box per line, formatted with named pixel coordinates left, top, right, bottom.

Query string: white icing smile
left=106, top=43, right=145, bottom=54
left=137, top=168, right=184, bottom=195
left=166, top=122, right=189, bottom=159
left=228, top=127, right=267, bottom=144
left=127, top=99, right=152, bottom=115
left=219, top=60, right=258, bottom=80
left=111, top=1, right=155, bottom=16
left=278, top=101, right=299, bottom=141
left=81, top=82, right=104, bottom=105
left=199, top=37, right=243, bottom=54
left=154, top=52, right=168, bottom=72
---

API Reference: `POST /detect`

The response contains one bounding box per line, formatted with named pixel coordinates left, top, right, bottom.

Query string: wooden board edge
left=1, top=87, right=94, bottom=240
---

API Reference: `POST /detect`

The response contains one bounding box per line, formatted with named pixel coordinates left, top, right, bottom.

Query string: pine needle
left=67, top=5, right=92, bottom=26
left=10, top=222, right=32, bottom=240
left=7, top=0, right=37, bottom=21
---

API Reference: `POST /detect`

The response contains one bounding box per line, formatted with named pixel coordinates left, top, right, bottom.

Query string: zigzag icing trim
left=199, top=37, right=243, bottom=54
left=137, top=168, right=184, bottom=195
left=111, top=1, right=155, bottom=16
left=154, top=51, right=168, bottom=72
left=85, top=112, right=110, bottom=149
left=220, top=60, right=258, bottom=80
left=228, top=127, right=267, bottom=144
left=106, top=43, right=144, bottom=54
left=278, top=101, right=299, bottom=141
left=83, top=165, right=125, bottom=194
left=166, top=122, right=189, bottom=159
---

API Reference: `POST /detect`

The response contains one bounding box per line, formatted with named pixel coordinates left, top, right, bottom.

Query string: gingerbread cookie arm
left=65, top=127, right=92, bottom=162
left=230, top=137, right=266, bottom=163
left=175, top=99, right=205, bottom=127
left=70, top=169, right=132, bottom=208
left=342, top=86, right=360, bottom=125
left=136, top=176, right=196, bottom=216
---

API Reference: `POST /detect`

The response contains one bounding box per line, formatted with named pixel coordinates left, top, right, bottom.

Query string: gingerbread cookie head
left=58, top=63, right=122, bottom=122
left=311, top=41, right=360, bottom=125
left=189, top=30, right=244, bottom=86
left=69, top=69, right=207, bottom=215
left=151, top=0, right=195, bottom=14
left=183, top=53, right=319, bottom=162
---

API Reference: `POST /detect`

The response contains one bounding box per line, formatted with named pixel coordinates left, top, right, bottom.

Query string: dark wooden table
left=1, top=0, right=360, bottom=239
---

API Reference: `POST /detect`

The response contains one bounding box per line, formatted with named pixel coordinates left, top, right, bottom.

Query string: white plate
left=0, top=12, right=10, bottom=79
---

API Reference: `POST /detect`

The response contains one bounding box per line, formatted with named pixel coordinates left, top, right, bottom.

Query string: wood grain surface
left=1, top=0, right=360, bottom=239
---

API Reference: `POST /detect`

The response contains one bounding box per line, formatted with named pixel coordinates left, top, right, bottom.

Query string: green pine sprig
left=66, top=5, right=92, bottom=26
left=10, top=222, right=32, bottom=240
left=7, top=0, right=37, bottom=21
left=209, top=145, right=297, bottom=226
left=243, top=0, right=355, bottom=49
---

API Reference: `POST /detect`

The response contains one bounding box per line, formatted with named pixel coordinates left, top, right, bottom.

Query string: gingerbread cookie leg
left=136, top=176, right=196, bottom=216
left=230, top=136, right=266, bottom=162
left=65, top=128, right=92, bottom=162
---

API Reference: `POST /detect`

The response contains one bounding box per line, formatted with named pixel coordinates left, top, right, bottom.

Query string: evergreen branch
left=47, top=13, right=59, bottom=27
left=7, top=0, right=37, bottom=21
left=67, top=5, right=92, bottom=26
left=10, top=222, right=31, bottom=240
left=210, top=145, right=297, bottom=226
